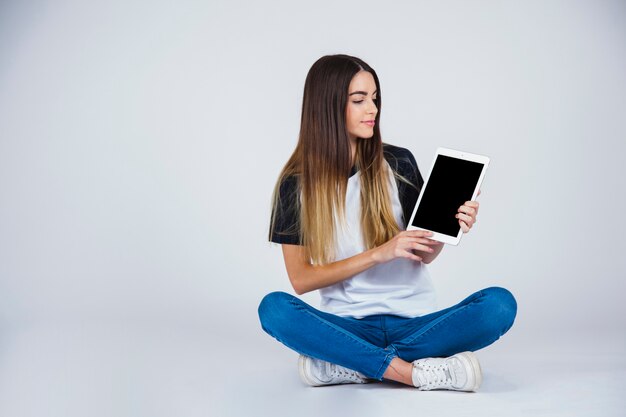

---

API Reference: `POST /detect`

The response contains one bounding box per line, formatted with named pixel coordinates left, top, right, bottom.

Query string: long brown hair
left=270, top=54, right=402, bottom=265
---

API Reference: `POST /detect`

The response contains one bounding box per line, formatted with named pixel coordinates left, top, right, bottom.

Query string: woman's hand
left=371, top=230, right=441, bottom=264
left=456, top=190, right=481, bottom=233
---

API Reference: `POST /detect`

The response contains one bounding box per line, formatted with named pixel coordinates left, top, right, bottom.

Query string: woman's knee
left=258, top=291, right=294, bottom=334
left=480, top=286, right=517, bottom=333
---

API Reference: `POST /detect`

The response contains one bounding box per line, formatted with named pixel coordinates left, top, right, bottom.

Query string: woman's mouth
left=362, top=120, right=375, bottom=127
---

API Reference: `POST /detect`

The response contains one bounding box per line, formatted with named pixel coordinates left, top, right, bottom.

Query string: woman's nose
left=368, top=100, right=378, bottom=114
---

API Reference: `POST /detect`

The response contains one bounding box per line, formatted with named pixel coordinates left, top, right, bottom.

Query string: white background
left=1, top=0, right=625, bottom=416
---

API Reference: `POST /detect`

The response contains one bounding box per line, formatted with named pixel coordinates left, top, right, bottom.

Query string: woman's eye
left=352, top=100, right=364, bottom=104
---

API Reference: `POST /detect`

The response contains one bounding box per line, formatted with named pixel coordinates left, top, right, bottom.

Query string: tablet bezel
left=406, top=147, right=490, bottom=246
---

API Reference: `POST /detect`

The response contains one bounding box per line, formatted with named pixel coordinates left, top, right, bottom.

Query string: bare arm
left=282, top=230, right=438, bottom=295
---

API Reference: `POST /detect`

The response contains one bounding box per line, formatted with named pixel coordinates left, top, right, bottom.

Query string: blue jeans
left=258, top=286, right=517, bottom=380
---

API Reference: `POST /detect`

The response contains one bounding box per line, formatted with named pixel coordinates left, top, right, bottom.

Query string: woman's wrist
left=368, top=246, right=386, bottom=265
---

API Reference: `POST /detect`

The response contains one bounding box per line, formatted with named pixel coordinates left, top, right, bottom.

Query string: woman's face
left=346, top=70, right=378, bottom=141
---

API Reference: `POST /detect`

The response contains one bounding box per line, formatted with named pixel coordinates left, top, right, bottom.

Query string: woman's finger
left=404, top=230, right=434, bottom=238
left=402, top=237, right=440, bottom=245
left=462, top=201, right=479, bottom=214
left=459, top=220, right=470, bottom=233
left=461, top=200, right=479, bottom=208
left=458, top=206, right=476, bottom=217
left=419, top=239, right=441, bottom=245
left=455, top=212, right=474, bottom=226
left=411, top=242, right=435, bottom=253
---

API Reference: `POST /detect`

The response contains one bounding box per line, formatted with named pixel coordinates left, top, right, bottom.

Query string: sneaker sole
left=455, top=351, right=483, bottom=392
left=298, top=355, right=322, bottom=387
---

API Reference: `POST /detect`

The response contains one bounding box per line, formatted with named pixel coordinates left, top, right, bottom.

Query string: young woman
left=258, top=54, right=516, bottom=391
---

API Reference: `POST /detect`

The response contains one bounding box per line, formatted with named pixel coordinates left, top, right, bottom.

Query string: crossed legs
left=258, top=287, right=517, bottom=384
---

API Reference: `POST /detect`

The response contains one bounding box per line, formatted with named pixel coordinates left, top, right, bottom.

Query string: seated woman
left=258, top=54, right=517, bottom=391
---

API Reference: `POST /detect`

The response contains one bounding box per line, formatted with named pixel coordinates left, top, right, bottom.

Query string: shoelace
left=414, top=363, right=453, bottom=389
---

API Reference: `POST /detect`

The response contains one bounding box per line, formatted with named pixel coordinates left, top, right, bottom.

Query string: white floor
left=0, top=320, right=624, bottom=417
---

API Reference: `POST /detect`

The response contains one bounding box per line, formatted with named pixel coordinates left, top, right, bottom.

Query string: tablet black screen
left=411, top=155, right=484, bottom=237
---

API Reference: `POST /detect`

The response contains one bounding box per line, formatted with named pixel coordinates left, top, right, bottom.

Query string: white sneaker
left=411, top=351, right=482, bottom=392
left=298, top=355, right=370, bottom=386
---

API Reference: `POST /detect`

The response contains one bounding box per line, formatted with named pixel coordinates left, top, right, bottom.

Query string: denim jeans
left=258, top=286, right=517, bottom=380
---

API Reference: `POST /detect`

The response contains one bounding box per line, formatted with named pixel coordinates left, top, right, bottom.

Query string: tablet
left=406, top=147, right=489, bottom=245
